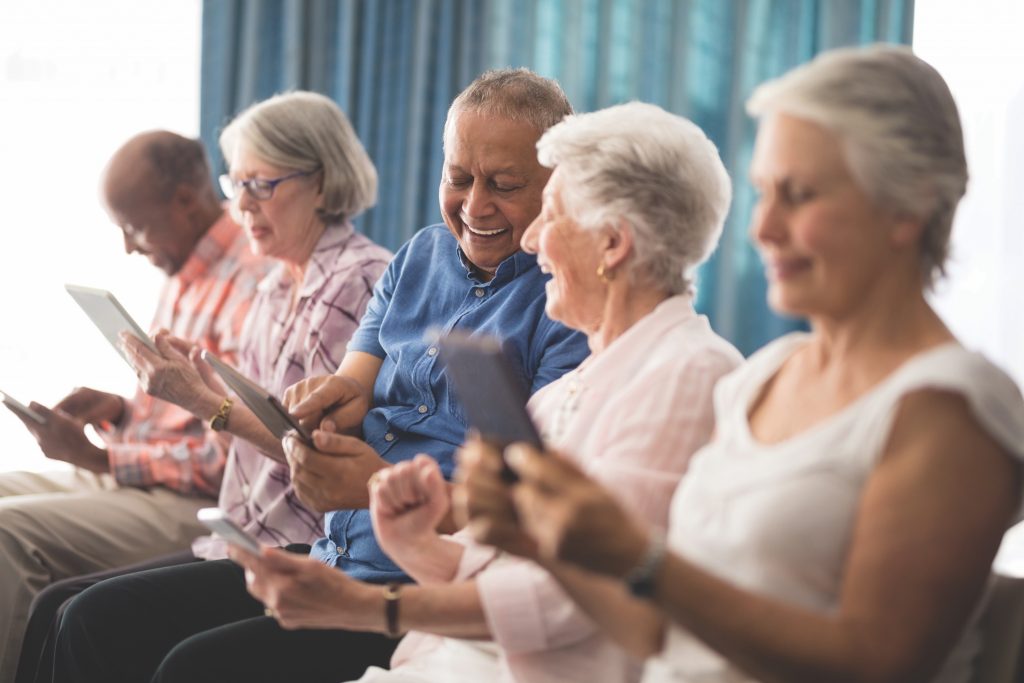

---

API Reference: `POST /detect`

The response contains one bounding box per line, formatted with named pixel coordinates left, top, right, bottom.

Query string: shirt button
left=474, top=288, right=485, bottom=298
left=241, top=484, right=251, bottom=498
left=427, top=346, right=438, bottom=357
left=418, top=405, right=429, bottom=414
left=384, top=432, right=395, bottom=442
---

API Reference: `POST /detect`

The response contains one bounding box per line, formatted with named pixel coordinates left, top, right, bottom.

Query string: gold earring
left=597, top=263, right=614, bottom=284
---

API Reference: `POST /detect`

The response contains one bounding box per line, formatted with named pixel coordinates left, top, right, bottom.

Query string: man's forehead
left=442, top=138, right=538, bottom=176
left=443, top=156, right=527, bottom=176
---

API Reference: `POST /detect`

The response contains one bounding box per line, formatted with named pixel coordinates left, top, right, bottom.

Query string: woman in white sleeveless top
left=460, top=45, right=1024, bottom=683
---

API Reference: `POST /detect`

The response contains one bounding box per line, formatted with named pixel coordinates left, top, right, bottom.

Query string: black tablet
left=200, top=350, right=314, bottom=445
left=437, top=331, right=542, bottom=481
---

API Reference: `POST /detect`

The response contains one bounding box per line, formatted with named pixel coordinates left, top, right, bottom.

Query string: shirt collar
left=259, top=222, right=355, bottom=298
left=173, top=211, right=240, bottom=290
left=455, top=245, right=537, bottom=287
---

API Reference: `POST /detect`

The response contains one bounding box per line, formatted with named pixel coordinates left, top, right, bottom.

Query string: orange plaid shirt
left=104, top=213, right=268, bottom=497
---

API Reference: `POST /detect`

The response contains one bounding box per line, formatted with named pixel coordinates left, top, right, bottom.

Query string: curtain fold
left=200, top=0, right=914, bottom=354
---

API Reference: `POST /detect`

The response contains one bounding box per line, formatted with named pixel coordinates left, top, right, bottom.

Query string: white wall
left=915, top=0, right=1024, bottom=384
left=0, top=0, right=201, bottom=472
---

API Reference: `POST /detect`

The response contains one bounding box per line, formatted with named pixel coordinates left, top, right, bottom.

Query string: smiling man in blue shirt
left=276, top=70, right=590, bottom=589
left=54, top=68, right=589, bottom=683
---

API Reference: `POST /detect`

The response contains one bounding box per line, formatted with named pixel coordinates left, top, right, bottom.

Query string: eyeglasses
left=218, top=169, right=317, bottom=201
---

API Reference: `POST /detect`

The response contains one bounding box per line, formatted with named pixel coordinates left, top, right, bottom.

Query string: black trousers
left=16, top=550, right=199, bottom=683
left=52, top=550, right=398, bottom=683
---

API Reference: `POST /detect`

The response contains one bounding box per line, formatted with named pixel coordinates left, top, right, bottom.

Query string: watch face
left=210, top=398, right=233, bottom=431
left=627, top=576, right=655, bottom=599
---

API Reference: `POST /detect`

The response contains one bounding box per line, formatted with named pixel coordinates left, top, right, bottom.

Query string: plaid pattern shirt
left=193, top=223, right=392, bottom=559
left=105, top=213, right=268, bottom=497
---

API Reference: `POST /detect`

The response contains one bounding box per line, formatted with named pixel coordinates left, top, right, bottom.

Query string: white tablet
left=197, top=507, right=262, bottom=554
left=200, top=350, right=314, bottom=444
left=65, top=284, right=158, bottom=364
left=0, top=390, right=46, bottom=425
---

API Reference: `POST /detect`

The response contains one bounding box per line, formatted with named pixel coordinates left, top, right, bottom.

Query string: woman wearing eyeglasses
left=19, top=91, right=392, bottom=683
left=171, top=90, right=393, bottom=556
left=116, top=90, right=392, bottom=554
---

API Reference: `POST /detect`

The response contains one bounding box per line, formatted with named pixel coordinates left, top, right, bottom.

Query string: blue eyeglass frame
left=218, top=169, right=317, bottom=200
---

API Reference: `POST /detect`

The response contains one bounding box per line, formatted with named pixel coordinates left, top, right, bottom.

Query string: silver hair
left=746, top=44, right=967, bottom=288
left=536, top=101, right=732, bottom=296
left=219, top=91, right=377, bottom=224
left=443, top=68, right=573, bottom=145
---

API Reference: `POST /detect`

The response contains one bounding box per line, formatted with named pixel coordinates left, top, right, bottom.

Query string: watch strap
left=623, top=532, right=667, bottom=599
left=209, top=397, right=233, bottom=432
left=384, top=582, right=402, bottom=638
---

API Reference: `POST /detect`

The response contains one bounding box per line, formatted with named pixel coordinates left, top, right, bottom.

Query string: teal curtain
left=200, top=0, right=914, bottom=355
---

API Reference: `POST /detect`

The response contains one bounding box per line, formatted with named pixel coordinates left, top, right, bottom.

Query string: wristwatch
left=623, top=532, right=667, bottom=599
left=209, top=397, right=234, bottom=432
left=383, top=582, right=402, bottom=638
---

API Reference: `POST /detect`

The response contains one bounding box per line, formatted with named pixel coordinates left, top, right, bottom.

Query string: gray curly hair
left=536, top=101, right=731, bottom=295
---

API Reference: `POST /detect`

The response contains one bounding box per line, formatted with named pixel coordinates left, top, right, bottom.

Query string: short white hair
left=219, top=91, right=377, bottom=224
left=746, top=44, right=967, bottom=288
left=536, top=101, right=731, bottom=295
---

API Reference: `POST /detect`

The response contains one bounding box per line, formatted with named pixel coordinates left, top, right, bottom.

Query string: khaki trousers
left=0, top=470, right=209, bottom=681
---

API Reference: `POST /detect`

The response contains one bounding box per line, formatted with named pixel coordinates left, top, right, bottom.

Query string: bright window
left=0, top=0, right=201, bottom=473
left=914, top=0, right=1024, bottom=385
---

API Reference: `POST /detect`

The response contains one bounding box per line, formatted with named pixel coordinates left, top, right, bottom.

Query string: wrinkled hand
left=370, top=454, right=450, bottom=557
left=283, top=428, right=387, bottom=512
left=283, top=375, right=369, bottom=436
left=120, top=330, right=215, bottom=415
left=16, top=403, right=109, bottom=472
left=454, top=438, right=538, bottom=559
left=229, top=546, right=375, bottom=631
left=503, top=444, right=650, bottom=578
left=54, top=387, right=125, bottom=426
left=188, top=346, right=230, bottom=397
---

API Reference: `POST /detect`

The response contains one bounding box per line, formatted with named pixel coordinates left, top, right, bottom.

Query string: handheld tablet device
left=437, top=331, right=543, bottom=482
left=0, top=390, right=46, bottom=425
left=200, top=350, right=314, bottom=445
left=197, top=507, right=262, bottom=554
left=65, top=285, right=158, bottom=364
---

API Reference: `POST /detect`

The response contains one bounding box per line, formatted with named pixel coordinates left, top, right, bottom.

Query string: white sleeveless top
left=643, top=334, right=1024, bottom=683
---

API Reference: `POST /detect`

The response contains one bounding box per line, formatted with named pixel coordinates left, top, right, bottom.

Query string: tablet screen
left=65, top=284, right=158, bottom=364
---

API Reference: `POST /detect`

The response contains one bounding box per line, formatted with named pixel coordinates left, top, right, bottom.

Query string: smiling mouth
left=766, top=258, right=811, bottom=279
left=465, top=225, right=508, bottom=237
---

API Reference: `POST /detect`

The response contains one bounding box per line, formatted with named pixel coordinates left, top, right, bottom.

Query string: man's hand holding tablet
left=0, top=390, right=46, bottom=425
left=4, top=399, right=110, bottom=473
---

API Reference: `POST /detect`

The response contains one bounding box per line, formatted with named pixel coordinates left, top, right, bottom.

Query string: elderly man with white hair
left=232, top=100, right=744, bottom=683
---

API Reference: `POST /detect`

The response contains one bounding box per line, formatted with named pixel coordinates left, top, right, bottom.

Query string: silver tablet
left=197, top=507, right=262, bottom=554
left=65, top=284, right=158, bottom=365
left=200, top=350, right=314, bottom=444
left=0, top=390, right=46, bottom=425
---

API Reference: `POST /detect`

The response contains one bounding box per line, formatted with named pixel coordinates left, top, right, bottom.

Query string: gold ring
left=367, top=470, right=383, bottom=488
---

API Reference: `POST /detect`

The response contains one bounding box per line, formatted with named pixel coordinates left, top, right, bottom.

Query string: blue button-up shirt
left=309, top=225, right=590, bottom=582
